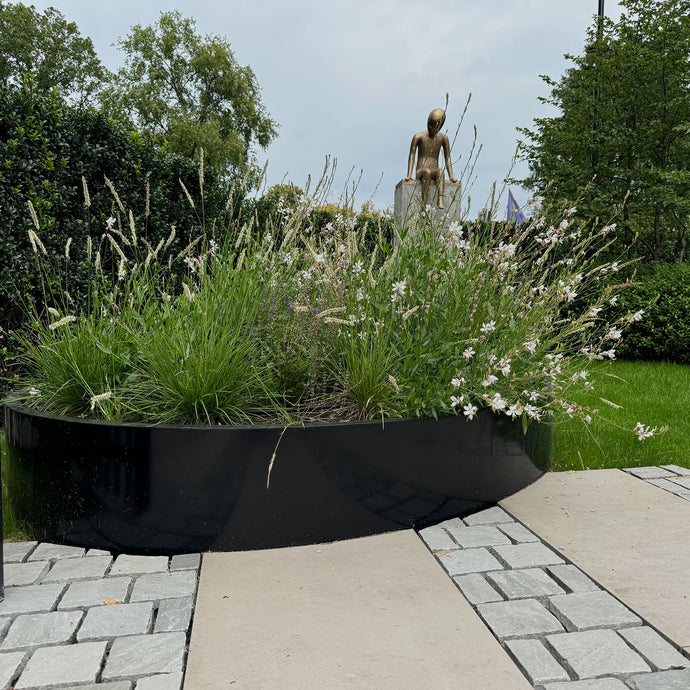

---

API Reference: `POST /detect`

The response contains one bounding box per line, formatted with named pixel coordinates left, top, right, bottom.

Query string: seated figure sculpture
left=404, top=108, right=458, bottom=209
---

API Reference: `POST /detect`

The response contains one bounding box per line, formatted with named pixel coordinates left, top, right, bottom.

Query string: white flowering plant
left=10, top=160, right=664, bottom=442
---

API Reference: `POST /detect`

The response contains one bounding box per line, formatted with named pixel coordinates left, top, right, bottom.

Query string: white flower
left=523, top=339, right=539, bottom=354
left=106, top=216, right=116, bottom=230
left=28, top=387, right=40, bottom=395
left=506, top=403, right=521, bottom=419
left=462, top=347, right=475, bottom=361
left=601, top=223, right=616, bottom=235
left=564, top=206, right=577, bottom=217
left=587, top=307, right=603, bottom=318
left=563, top=286, right=578, bottom=303
left=601, top=348, right=617, bottom=359
left=482, top=374, right=498, bottom=387
left=634, top=422, right=655, bottom=441
left=391, top=279, right=407, bottom=303
left=498, top=357, right=511, bottom=376
left=356, top=287, right=365, bottom=301
left=524, top=404, right=540, bottom=420
left=584, top=415, right=593, bottom=424
left=611, top=261, right=619, bottom=272
left=606, top=328, right=622, bottom=341
left=490, top=393, right=506, bottom=412
left=609, top=296, right=618, bottom=306
left=480, top=320, right=496, bottom=334
left=450, top=394, right=464, bottom=408
left=352, top=260, right=364, bottom=275
left=463, top=403, right=478, bottom=420
left=451, top=377, right=465, bottom=388
left=627, top=309, right=644, bottom=323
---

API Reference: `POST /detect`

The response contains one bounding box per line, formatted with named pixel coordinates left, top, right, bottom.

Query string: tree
left=100, top=10, right=278, bottom=176
left=0, top=2, right=105, bottom=104
left=516, top=0, right=690, bottom=261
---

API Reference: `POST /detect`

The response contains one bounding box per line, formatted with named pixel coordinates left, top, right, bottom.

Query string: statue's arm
left=405, top=135, right=419, bottom=181
left=442, top=136, right=458, bottom=183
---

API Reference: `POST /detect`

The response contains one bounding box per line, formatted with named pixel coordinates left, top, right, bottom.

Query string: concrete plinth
left=394, top=179, right=463, bottom=231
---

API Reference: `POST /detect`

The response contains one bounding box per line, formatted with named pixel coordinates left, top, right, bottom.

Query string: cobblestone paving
left=419, top=470, right=690, bottom=690
left=622, top=464, right=690, bottom=502
left=0, top=543, right=200, bottom=690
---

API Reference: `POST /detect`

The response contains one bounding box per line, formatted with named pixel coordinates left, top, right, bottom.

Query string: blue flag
left=507, top=189, right=526, bottom=224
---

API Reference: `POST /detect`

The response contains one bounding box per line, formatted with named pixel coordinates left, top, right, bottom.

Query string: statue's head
left=427, top=108, right=446, bottom=136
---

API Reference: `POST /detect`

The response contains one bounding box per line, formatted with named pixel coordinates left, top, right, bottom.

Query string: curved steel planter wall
left=3, top=402, right=551, bottom=555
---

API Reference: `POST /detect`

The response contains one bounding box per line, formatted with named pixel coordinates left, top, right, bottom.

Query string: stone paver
left=0, top=651, right=27, bottom=689
left=136, top=671, right=184, bottom=689
left=170, top=553, right=201, bottom=572
left=478, top=599, right=564, bottom=640
left=445, top=524, right=512, bottom=548
left=506, top=638, right=570, bottom=684
left=645, top=477, right=687, bottom=493
left=493, top=542, right=565, bottom=569
left=58, top=577, right=131, bottom=610
left=1, top=610, right=83, bottom=651
left=546, top=628, right=650, bottom=678
left=101, top=632, right=186, bottom=680
left=548, top=591, right=641, bottom=631
left=27, top=543, right=85, bottom=562
left=624, top=467, right=675, bottom=479
left=452, top=573, right=504, bottom=605
left=0, top=584, right=66, bottom=617
left=437, top=547, right=503, bottom=576
left=2, top=542, right=37, bottom=564
left=659, top=465, right=690, bottom=476
left=668, top=476, right=690, bottom=489
left=618, top=626, right=690, bottom=671
left=130, top=571, right=197, bottom=602
left=14, top=640, right=107, bottom=688
left=546, top=565, right=600, bottom=593
left=3, top=561, right=50, bottom=587
left=60, top=683, right=132, bottom=690
left=76, top=602, right=154, bottom=642
left=541, top=680, right=629, bottom=689
left=418, top=524, right=458, bottom=551
left=498, top=522, right=540, bottom=543
left=154, top=597, right=193, bottom=633
left=42, top=555, right=112, bottom=583
left=110, top=555, right=169, bottom=577
left=628, top=668, right=690, bottom=689
left=463, top=506, right=514, bottom=525
left=487, top=568, right=565, bottom=600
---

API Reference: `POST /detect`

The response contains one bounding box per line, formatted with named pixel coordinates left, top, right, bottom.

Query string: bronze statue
left=404, top=108, right=458, bottom=209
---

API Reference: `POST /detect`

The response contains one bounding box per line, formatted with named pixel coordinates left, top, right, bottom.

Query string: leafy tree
left=101, top=10, right=278, bottom=176
left=516, top=0, right=690, bottom=261
left=0, top=1, right=105, bottom=104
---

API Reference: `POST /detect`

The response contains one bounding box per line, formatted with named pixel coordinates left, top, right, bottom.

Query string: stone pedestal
left=394, top=180, right=463, bottom=231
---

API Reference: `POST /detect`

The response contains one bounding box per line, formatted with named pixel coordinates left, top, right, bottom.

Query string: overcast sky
left=30, top=0, right=624, bottom=217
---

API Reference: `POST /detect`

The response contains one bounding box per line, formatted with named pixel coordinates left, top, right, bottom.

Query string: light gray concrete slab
left=541, top=680, right=629, bottom=689
left=14, top=640, right=107, bottom=688
left=184, top=531, right=532, bottom=689
left=136, top=672, right=183, bottom=689
left=501, top=469, right=690, bottom=648
left=60, top=684, right=131, bottom=690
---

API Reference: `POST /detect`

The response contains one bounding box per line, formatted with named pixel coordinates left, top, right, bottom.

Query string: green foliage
left=615, top=262, right=690, bottom=364
left=553, top=361, right=688, bottom=471
left=516, top=0, right=690, bottom=261
left=0, top=1, right=105, bottom=105
left=100, top=9, right=278, bottom=175
left=0, top=81, right=228, bottom=399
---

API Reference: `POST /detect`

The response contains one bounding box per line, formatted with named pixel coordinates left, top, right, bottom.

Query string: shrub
left=616, top=262, right=690, bottom=364
left=0, top=81, right=229, bottom=398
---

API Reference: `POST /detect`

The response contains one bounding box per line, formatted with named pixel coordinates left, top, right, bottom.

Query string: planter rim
left=3, top=398, right=487, bottom=432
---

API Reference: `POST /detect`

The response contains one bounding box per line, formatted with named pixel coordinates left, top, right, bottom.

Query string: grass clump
left=5, top=158, right=666, bottom=452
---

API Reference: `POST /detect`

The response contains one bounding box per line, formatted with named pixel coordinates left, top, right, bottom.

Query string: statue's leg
left=420, top=175, right=431, bottom=209
left=438, top=169, right=445, bottom=209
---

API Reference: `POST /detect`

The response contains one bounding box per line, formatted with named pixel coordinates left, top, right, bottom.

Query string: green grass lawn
left=552, top=360, right=690, bottom=472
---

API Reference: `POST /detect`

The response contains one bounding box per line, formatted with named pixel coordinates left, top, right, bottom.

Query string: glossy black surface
left=4, top=402, right=551, bottom=555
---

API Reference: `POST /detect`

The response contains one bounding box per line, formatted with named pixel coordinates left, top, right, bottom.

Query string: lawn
left=552, top=360, right=690, bottom=472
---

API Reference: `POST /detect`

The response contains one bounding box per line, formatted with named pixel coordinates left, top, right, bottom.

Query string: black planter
left=3, top=402, right=551, bottom=555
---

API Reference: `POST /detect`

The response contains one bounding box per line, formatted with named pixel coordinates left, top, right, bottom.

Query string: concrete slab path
left=501, top=469, right=690, bottom=651
left=184, top=530, right=531, bottom=689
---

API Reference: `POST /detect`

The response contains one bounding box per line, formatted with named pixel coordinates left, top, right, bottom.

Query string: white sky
left=29, top=0, right=624, bottom=217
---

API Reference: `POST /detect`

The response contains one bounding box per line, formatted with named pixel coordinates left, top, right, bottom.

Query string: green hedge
left=617, top=262, right=690, bottom=364
left=0, top=82, right=229, bottom=397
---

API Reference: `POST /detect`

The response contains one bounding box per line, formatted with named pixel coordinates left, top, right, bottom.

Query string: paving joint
left=418, top=467, right=690, bottom=689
